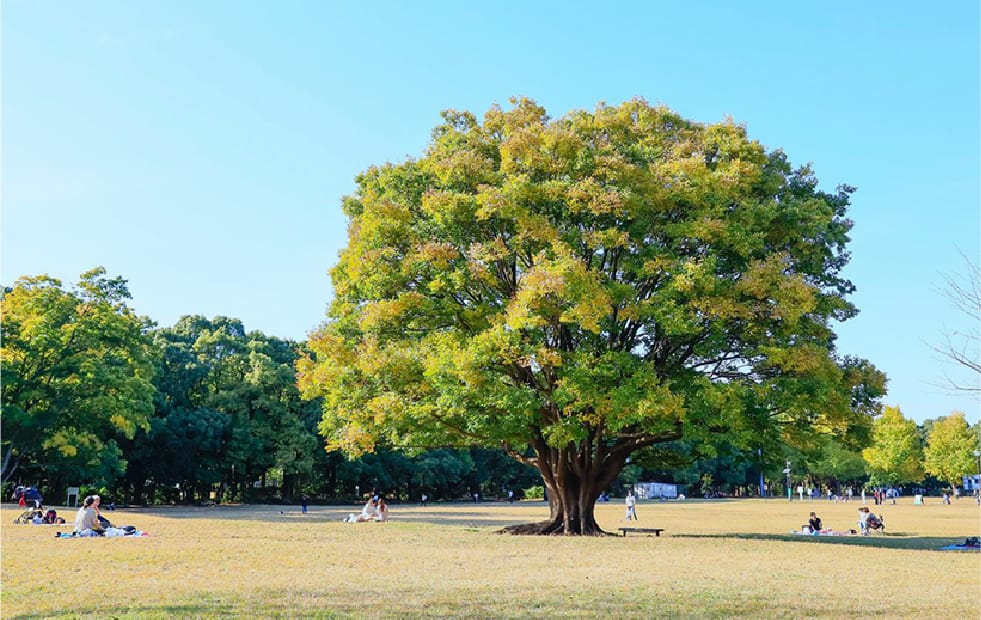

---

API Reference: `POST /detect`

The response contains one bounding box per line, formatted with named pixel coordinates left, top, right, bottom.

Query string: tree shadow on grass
left=670, top=532, right=975, bottom=551
left=7, top=602, right=345, bottom=620
left=7, top=603, right=238, bottom=620
left=135, top=504, right=539, bottom=528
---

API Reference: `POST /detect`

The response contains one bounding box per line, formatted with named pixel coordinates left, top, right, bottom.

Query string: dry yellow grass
left=2, top=498, right=979, bottom=618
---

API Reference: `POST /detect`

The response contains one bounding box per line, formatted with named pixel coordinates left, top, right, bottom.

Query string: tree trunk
left=2, top=441, right=22, bottom=483
left=501, top=438, right=625, bottom=536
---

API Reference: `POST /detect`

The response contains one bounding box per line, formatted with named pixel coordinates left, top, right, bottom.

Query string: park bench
left=618, top=527, right=664, bottom=537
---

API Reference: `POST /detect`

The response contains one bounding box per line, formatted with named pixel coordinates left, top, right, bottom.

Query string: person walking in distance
left=624, top=490, right=638, bottom=521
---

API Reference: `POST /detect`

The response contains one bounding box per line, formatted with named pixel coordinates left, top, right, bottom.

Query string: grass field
left=2, top=497, right=979, bottom=618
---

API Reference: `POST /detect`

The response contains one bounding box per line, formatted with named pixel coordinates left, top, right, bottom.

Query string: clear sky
left=2, top=1, right=978, bottom=423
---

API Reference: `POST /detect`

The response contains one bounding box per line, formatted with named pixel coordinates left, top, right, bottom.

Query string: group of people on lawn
left=805, top=507, right=883, bottom=536
left=344, top=496, right=389, bottom=522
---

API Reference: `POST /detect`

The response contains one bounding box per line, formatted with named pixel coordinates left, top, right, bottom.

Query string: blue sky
left=2, top=1, right=978, bottom=423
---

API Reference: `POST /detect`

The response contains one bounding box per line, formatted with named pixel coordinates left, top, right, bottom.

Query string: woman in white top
left=356, top=498, right=378, bottom=522
left=857, top=507, right=870, bottom=534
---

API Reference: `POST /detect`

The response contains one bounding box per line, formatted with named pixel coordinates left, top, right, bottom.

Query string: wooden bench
left=619, top=527, right=664, bottom=537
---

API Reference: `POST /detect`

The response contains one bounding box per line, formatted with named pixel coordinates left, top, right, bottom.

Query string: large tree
left=862, top=405, right=924, bottom=486
left=1, top=268, right=156, bottom=486
left=924, top=412, right=978, bottom=490
left=299, top=99, right=885, bottom=534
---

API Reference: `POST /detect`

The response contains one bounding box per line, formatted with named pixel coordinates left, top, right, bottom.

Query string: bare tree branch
left=932, top=251, right=981, bottom=393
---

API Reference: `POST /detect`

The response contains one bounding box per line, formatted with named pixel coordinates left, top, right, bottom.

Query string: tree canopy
left=923, top=412, right=978, bottom=489
left=119, top=316, right=320, bottom=503
left=299, top=98, right=885, bottom=534
left=862, top=405, right=924, bottom=486
left=1, top=268, right=156, bottom=486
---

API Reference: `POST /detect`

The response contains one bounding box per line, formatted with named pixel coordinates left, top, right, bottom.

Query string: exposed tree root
left=497, top=520, right=615, bottom=536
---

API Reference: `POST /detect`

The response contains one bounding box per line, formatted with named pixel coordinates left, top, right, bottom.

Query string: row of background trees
left=2, top=269, right=977, bottom=505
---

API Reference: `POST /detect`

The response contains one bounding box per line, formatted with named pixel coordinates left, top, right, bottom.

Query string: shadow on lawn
left=8, top=602, right=347, bottom=620
left=8, top=603, right=234, bottom=620
left=133, top=504, right=535, bottom=527
left=670, top=532, right=971, bottom=551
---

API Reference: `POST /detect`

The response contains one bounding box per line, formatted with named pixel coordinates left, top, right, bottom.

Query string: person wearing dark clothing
left=807, top=512, right=823, bottom=532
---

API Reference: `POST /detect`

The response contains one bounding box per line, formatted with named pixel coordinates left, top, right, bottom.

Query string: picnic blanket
left=939, top=537, right=980, bottom=551
left=55, top=528, right=148, bottom=538
left=792, top=529, right=857, bottom=537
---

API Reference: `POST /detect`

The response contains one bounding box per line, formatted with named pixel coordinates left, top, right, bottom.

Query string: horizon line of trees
left=3, top=269, right=978, bottom=506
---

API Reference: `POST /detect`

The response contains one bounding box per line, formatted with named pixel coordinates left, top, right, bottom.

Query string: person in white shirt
left=624, top=491, right=638, bottom=521
left=356, top=498, right=378, bottom=522
left=857, top=507, right=871, bottom=535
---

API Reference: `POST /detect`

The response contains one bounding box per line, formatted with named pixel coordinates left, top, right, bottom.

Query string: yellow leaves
left=420, top=191, right=478, bottom=226
left=358, top=199, right=413, bottom=242
left=534, top=347, right=563, bottom=368
left=470, top=323, right=523, bottom=367
left=358, top=292, right=426, bottom=332
left=297, top=329, right=358, bottom=399
left=109, top=413, right=138, bottom=439
left=640, top=255, right=673, bottom=278
left=411, top=242, right=460, bottom=270
left=567, top=178, right=627, bottom=216
left=467, top=237, right=510, bottom=263
left=367, top=393, right=402, bottom=426
left=736, top=254, right=818, bottom=324
left=668, top=258, right=712, bottom=295
left=516, top=213, right=559, bottom=246
left=581, top=228, right=630, bottom=250
left=551, top=356, right=686, bottom=436
left=689, top=218, right=727, bottom=243
left=323, top=421, right=377, bottom=458
left=758, top=344, right=836, bottom=375
left=506, top=248, right=611, bottom=333
left=426, top=147, right=497, bottom=188
left=689, top=296, right=748, bottom=321
left=41, top=430, right=85, bottom=458
left=633, top=386, right=687, bottom=426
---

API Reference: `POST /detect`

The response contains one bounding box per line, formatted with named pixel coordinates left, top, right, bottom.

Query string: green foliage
left=299, top=99, right=885, bottom=531
left=523, top=485, right=545, bottom=500
left=862, top=405, right=924, bottom=486
left=1, top=268, right=155, bottom=487
left=924, top=412, right=978, bottom=489
left=809, top=440, right=867, bottom=482
left=120, top=316, right=318, bottom=503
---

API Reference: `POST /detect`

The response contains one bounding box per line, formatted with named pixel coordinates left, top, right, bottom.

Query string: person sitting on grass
left=356, top=498, right=378, bottom=522
left=74, top=496, right=105, bottom=537
left=374, top=498, right=389, bottom=522
left=43, top=509, right=66, bottom=524
left=808, top=512, right=823, bottom=533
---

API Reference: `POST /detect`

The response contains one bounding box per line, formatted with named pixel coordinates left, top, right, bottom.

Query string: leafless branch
left=931, top=251, right=981, bottom=393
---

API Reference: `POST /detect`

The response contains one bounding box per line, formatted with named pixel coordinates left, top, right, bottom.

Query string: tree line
left=1, top=271, right=546, bottom=504
left=4, top=269, right=974, bottom=508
